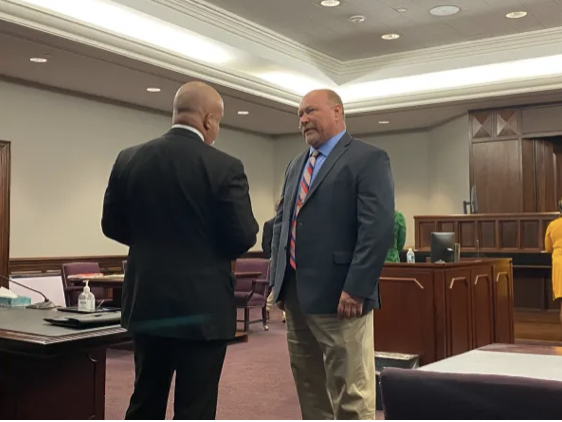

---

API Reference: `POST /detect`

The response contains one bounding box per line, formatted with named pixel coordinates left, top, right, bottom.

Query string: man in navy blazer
left=269, top=89, right=394, bottom=419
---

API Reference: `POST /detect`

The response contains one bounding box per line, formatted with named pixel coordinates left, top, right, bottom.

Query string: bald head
left=172, top=81, right=224, bottom=145
left=298, top=89, right=345, bottom=148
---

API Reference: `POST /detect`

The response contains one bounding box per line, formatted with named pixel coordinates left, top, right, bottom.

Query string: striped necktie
left=289, top=150, right=319, bottom=269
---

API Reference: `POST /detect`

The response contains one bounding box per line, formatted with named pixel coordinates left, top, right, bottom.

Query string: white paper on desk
left=0, top=286, right=18, bottom=298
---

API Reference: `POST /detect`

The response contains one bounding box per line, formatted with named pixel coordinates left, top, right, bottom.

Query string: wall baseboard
left=9, top=251, right=267, bottom=275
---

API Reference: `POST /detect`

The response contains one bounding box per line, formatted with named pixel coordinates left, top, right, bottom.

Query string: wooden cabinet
left=375, top=259, right=514, bottom=365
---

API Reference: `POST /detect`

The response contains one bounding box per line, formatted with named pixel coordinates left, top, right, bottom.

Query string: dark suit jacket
left=101, top=128, right=258, bottom=340
left=269, top=132, right=394, bottom=314
left=261, top=217, right=274, bottom=259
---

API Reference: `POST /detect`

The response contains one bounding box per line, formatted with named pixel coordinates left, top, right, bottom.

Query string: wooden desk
left=413, top=213, right=561, bottom=342
left=0, top=307, right=129, bottom=419
left=375, top=259, right=514, bottom=365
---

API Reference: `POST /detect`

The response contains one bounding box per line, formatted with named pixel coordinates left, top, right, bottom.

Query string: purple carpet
left=106, top=309, right=384, bottom=419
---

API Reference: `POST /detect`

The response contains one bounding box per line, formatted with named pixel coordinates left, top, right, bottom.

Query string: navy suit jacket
left=269, top=132, right=395, bottom=314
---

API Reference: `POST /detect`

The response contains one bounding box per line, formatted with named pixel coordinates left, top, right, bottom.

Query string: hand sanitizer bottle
left=78, top=280, right=96, bottom=311
left=406, top=248, right=416, bottom=263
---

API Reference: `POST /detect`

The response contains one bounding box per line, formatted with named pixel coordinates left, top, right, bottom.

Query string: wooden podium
left=375, top=259, right=514, bottom=365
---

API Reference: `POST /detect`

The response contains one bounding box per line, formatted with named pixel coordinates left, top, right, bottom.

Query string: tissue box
left=0, top=295, right=31, bottom=307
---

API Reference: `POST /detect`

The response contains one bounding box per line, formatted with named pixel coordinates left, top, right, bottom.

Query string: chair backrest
left=380, top=367, right=562, bottom=420
left=234, top=258, right=269, bottom=292
left=61, top=262, right=103, bottom=306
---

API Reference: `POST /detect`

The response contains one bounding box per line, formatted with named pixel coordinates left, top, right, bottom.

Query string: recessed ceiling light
left=378, top=120, right=390, bottom=124
left=506, top=11, right=528, bottom=19
left=349, top=15, right=365, bottom=23
left=30, top=57, right=47, bottom=63
left=237, top=111, right=249, bottom=115
left=320, top=0, right=340, bottom=6
left=381, top=33, right=400, bottom=40
left=146, top=87, right=161, bottom=92
left=429, top=5, right=460, bottom=16
left=396, top=7, right=408, bottom=12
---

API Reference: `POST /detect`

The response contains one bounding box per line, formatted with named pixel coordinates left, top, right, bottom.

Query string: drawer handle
left=495, top=271, right=508, bottom=283
left=474, top=274, right=489, bottom=285
left=380, top=277, right=424, bottom=290
left=449, top=277, right=467, bottom=289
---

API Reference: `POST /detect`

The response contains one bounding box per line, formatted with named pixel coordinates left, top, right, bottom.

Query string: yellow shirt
left=545, top=218, right=562, bottom=300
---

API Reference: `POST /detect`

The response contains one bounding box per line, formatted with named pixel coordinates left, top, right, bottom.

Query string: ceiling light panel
left=506, top=11, right=528, bottom=19
left=381, top=33, right=400, bottom=40
left=320, top=0, right=340, bottom=7
left=429, top=5, right=460, bottom=16
left=17, top=0, right=232, bottom=64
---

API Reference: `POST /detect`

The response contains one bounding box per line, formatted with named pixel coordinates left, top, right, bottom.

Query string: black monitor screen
left=430, top=232, right=455, bottom=263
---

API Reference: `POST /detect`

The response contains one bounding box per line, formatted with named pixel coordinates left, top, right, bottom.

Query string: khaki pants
left=284, top=275, right=376, bottom=420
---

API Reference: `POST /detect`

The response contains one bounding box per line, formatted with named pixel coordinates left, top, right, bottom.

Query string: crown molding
left=152, top=0, right=341, bottom=75
left=341, top=26, right=562, bottom=77
left=0, top=0, right=302, bottom=106
left=146, top=0, right=562, bottom=80
left=3, top=0, right=562, bottom=116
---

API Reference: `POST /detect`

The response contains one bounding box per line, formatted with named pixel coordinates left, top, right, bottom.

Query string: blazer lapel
left=302, top=132, right=351, bottom=208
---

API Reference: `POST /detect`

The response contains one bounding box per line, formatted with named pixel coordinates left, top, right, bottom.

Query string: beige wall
left=273, top=115, right=470, bottom=246
left=0, top=79, right=470, bottom=257
left=0, top=80, right=276, bottom=257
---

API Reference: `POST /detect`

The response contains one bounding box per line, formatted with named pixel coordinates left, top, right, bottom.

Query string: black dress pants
left=124, top=334, right=228, bottom=420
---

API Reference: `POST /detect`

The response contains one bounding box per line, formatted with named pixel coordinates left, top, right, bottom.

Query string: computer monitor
left=430, top=232, right=455, bottom=263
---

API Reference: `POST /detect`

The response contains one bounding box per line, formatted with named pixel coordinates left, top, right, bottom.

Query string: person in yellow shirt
left=544, top=199, right=562, bottom=331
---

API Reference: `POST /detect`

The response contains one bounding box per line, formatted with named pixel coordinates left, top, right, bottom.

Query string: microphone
left=0, top=273, right=57, bottom=309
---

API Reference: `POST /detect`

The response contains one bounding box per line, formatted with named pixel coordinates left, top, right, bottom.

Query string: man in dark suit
left=269, top=89, right=394, bottom=419
left=261, top=210, right=275, bottom=259
left=101, top=81, right=258, bottom=420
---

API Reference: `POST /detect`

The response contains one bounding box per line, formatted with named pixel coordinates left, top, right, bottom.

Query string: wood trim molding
left=9, top=250, right=267, bottom=275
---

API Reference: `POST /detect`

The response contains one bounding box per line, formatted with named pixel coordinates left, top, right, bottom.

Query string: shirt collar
left=171, top=124, right=204, bottom=142
left=310, top=130, right=346, bottom=157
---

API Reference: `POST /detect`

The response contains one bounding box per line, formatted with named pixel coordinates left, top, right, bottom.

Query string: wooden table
left=420, top=343, right=562, bottom=382
left=0, top=307, right=129, bottom=419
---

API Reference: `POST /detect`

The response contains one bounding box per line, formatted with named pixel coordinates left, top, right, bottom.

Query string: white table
left=420, top=343, right=562, bottom=383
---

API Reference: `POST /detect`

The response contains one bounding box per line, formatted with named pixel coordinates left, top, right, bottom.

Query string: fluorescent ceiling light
left=146, top=87, right=161, bottom=92
left=29, top=57, right=47, bottom=63
left=429, top=5, right=460, bottom=16
left=237, top=111, right=249, bottom=115
left=378, top=121, right=390, bottom=124
left=339, top=54, right=562, bottom=103
left=396, top=8, right=408, bottom=13
left=506, top=11, right=528, bottom=19
left=320, top=0, right=340, bottom=7
left=381, top=34, right=400, bottom=40
left=18, top=0, right=231, bottom=64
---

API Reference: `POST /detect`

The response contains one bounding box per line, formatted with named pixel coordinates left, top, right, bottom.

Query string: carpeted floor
left=106, top=309, right=384, bottom=420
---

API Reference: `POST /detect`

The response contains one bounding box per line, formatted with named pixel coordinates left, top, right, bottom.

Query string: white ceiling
left=3, top=18, right=562, bottom=138
left=203, top=0, right=562, bottom=60
left=3, top=0, right=562, bottom=114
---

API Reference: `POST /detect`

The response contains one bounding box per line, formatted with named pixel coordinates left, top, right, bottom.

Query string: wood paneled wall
left=414, top=213, right=558, bottom=251
left=469, top=106, right=562, bottom=214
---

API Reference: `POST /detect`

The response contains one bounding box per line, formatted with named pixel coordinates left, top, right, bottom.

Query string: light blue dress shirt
left=307, top=130, right=346, bottom=184
left=292, top=130, right=346, bottom=215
